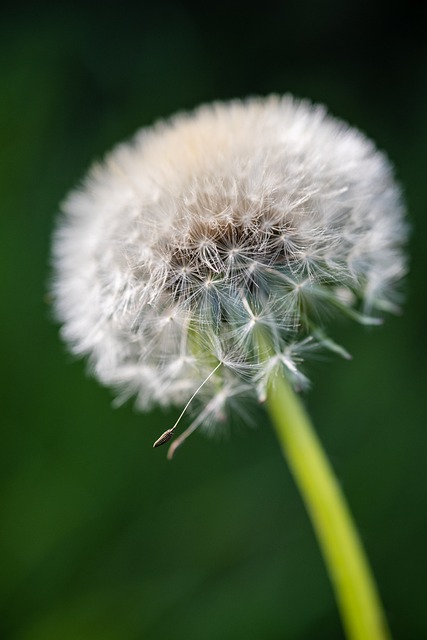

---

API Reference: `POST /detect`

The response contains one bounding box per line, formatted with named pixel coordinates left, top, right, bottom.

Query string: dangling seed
left=153, top=429, right=175, bottom=448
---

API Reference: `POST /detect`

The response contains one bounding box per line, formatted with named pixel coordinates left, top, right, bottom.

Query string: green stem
left=266, top=372, right=390, bottom=640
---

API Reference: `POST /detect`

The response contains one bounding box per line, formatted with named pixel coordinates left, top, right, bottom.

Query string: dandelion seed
left=52, top=95, right=407, bottom=452
left=152, top=361, right=222, bottom=450
left=153, top=429, right=174, bottom=448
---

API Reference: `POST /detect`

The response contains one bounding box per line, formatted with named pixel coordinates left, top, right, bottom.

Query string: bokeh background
left=1, top=1, right=426, bottom=638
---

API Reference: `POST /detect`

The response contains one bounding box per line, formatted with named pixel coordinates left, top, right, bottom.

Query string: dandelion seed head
left=52, top=95, right=407, bottom=436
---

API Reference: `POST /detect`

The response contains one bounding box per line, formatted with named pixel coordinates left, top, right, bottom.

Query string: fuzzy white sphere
left=52, top=95, right=406, bottom=433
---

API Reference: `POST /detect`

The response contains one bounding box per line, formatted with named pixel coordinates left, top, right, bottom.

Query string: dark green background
left=1, top=2, right=426, bottom=638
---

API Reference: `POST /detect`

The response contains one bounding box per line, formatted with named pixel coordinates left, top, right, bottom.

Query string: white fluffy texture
left=52, top=95, right=406, bottom=427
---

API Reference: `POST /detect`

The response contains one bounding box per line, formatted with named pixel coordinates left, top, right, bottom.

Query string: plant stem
left=266, top=372, right=390, bottom=640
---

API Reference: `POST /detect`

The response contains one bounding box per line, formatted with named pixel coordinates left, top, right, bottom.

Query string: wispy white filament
left=152, top=360, right=222, bottom=449
left=52, top=95, right=407, bottom=436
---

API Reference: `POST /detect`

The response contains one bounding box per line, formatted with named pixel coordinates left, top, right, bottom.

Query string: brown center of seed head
left=163, top=213, right=297, bottom=302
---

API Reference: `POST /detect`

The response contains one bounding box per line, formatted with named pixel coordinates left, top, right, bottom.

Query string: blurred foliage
left=1, top=1, right=426, bottom=638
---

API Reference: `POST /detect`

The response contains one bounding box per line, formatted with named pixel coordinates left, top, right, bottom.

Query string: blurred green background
left=1, top=2, right=426, bottom=638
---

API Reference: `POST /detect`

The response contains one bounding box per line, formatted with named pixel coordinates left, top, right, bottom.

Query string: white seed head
left=52, top=95, right=407, bottom=438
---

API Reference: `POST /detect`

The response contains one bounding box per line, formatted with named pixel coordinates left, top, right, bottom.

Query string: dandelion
left=52, top=95, right=406, bottom=639
left=52, top=96, right=405, bottom=441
